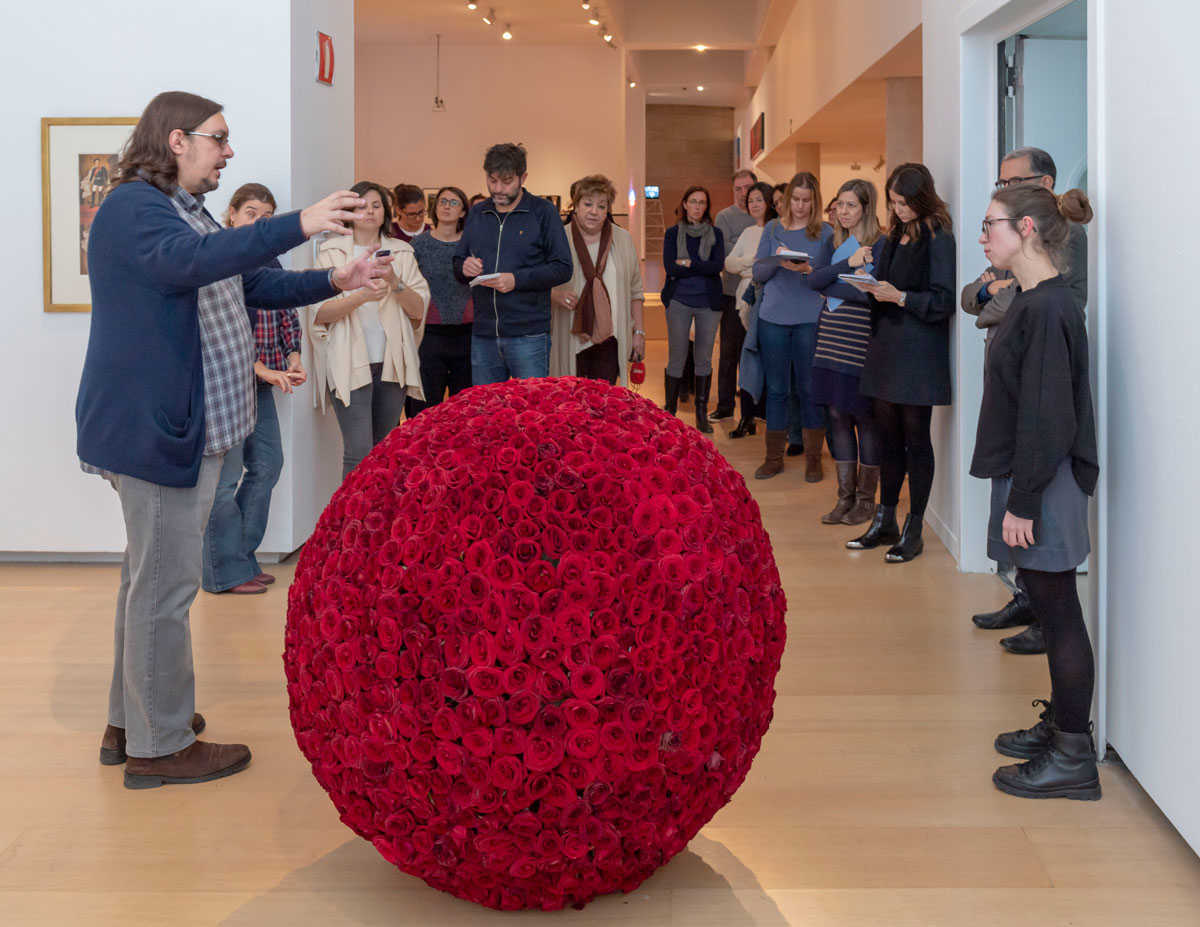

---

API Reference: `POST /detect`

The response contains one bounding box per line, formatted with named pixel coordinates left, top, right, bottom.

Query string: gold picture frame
left=41, top=116, right=138, bottom=312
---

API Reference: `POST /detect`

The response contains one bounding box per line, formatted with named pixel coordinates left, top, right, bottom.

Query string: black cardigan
left=660, top=225, right=725, bottom=311
left=970, top=275, right=1098, bottom=519
left=859, top=226, right=956, bottom=406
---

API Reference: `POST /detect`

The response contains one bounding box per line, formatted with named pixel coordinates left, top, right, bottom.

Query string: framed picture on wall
left=41, top=116, right=138, bottom=312
left=422, top=187, right=441, bottom=217
left=749, top=113, right=765, bottom=160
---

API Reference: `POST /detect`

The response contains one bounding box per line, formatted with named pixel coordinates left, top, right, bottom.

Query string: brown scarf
left=570, top=218, right=614, bottom=344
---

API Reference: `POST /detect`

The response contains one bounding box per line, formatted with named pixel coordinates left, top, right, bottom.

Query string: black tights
left=828, top=405, right=882, bottom=467
left=1019, top=568, right=1094, bottom=734
left=874, top=399, right=934, bottom=518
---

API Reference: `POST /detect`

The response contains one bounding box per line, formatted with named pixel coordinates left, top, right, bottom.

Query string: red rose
left=570, top=665, right=605, bottom=701
left=490, top=754, right=524, bottom=790
left=524, top=734, right=565, bottom=772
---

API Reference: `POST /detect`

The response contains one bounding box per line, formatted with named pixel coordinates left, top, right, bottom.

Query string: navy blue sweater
left=452, top=190, right=573, bottom=338
left=76, top=180, right=337, bottom=488
left=661, top=225, right=726, bottom=311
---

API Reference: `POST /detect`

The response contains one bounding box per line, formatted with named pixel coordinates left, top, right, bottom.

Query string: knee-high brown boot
left=843, top=464, right=879, bottom=525
left=754, top=430, right=787, bottom=480
left=802, top=427, right=825, bottom=482
left=821, top=460, right=857, bottom=524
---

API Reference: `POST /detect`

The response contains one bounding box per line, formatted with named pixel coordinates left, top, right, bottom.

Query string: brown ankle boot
left=821, top=461, right=857, bottom=524
left=100, top=713, right=206, bottom=765
left=802, top=428, right=825, bottom=482
left=124, top=739, right=251, bottom=789
left=843, top=464, right=879, bottom=525
left=754, top=430, right=788, bottom=480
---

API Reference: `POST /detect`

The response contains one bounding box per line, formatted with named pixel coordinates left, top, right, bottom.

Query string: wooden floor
left=3, top=343, right=1199, bottom=925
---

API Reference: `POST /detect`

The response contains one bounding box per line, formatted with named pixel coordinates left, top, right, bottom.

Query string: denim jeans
left=757, top=318, right=824, bottom=433
left=202, top=382, right=283, bottom=592
left=471, top=332, right=550, bottom=384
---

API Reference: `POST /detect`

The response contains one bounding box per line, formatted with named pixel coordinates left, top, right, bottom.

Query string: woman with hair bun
left=971, top=183, right=1100, bottom=801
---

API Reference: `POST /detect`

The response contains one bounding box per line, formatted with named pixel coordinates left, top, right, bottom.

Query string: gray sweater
left=715, top=205, right=756, bottom=297
left=962, top=223, right=1088, bottom=342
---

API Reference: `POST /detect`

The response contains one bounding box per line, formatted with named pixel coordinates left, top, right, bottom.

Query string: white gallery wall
left=1, top=0, right=352, bottom=556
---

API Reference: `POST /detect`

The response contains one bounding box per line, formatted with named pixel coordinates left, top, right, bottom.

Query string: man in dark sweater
left=963, top=146, right=1088, bottom=653
left=453, top=143, right=572, bottom=384
left=713, top=169, right=758, bottom=418
left=77, top=91, right=390, bottom=789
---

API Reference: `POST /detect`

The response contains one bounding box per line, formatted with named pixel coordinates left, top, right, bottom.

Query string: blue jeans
left=201, top=383, right=283, bottom=592
left=758, top=318, right=824, bottom=433
left=471, top=332, right=549, bottom=385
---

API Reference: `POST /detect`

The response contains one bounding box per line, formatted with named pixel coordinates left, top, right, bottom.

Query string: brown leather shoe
left=754, top=430, right=788, bottom=480
left=100, top=713, right=206, bottom=765
left=124, top=740, right=252, bottom=789
left=254, top=572, right=276, bottom=585
left=802, top=428, right=826, bottom=482
left=225, top=579, right=267, bottom=595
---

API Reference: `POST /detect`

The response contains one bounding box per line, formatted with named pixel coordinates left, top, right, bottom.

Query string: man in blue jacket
left=453, top=143, right=572, bottom=383
left=77, top=91, right=390, bottom=789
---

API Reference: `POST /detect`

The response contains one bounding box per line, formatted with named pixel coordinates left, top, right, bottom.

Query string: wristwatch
left=897, top=291, right=907, bottom=307
left=633, top=328, right=646, bottom=336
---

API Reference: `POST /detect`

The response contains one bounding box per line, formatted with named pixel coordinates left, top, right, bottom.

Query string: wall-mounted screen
left=644, top=185, right=660, bottom=199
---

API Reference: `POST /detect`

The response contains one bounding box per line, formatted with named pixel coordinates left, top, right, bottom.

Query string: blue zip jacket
left=75, top=180, right=337, bottom=488
left=452, top=190, right=572, bottom=338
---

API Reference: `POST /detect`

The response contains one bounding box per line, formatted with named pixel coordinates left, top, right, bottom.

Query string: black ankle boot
left=995, top=699, right=1055, bottom=759
left=1001, top=621, right=1046, bottom=654
left=993, top=726, right=1101, bottom=801
left=846, top=504, right=900, bottom=550
left=694, top=375, right=714, bottom=434
left=664, top=373, right=681, bottom=415
left=973, top=588, right=1034, bottom=629
left=884, top=514, right=924, bottom=562
left=729, top=391, right=757, bottom=438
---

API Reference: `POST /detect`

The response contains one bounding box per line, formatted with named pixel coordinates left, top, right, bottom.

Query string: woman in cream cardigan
left=309, top=181, right=430, bottom=479
left=550, top=175, right=645, bottom=385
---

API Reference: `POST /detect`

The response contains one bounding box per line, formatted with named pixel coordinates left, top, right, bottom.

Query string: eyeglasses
left=980, top=216, right=1023, bottom=238
left=438, top=197, right=462, bottom=208
left=994, top=174, right=1045, bottom=189
left=185, top=130, right=231, bottom=146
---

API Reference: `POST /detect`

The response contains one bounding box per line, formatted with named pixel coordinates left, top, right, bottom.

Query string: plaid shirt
left=170, top=187, right=257, bottom=456
left=255, top=305, right=303, bottom=372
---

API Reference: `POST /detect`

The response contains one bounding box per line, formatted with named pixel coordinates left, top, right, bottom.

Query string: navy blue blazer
left=75, top=180, right=337, bottom=487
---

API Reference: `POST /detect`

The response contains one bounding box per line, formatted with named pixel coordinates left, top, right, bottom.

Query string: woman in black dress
left=971, top=183, right=1099, bottom=800
left=846, top=164, right=955, bottom=562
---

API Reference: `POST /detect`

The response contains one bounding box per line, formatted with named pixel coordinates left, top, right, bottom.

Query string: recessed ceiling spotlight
left=482, top=8, right=495, bottom=25
left=694, top=44, right=708, bottom=52
left=629, top=80, right=637, bottom=88
left=697, top=85, right=705, bottom=92
left=467, top=1, right=478, bottom=9
left=581, top=1, right=590, bottom=8
left=502, top=24, right=513, bottom=40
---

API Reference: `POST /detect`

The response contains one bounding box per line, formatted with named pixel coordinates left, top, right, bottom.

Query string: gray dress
left=988, top=456, right=1090, bottom=572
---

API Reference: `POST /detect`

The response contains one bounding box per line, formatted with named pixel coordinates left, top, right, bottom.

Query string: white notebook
left=469, top=273, right=503, bottom=287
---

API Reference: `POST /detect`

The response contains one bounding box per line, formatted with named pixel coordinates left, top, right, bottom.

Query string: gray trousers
left=331, top=361, right=406, bottom=479
left=107, top=454, right=222, bottom=758
left=666, top=300, right=721, bottom=378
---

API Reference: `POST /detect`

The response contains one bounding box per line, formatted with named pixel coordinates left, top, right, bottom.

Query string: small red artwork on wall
left=317, top=31, right=335, bottom=86
left=750, top=113, right=765, bottom=160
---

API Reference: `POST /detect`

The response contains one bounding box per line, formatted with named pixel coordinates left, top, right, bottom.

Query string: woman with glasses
left=550, top=175, right=645, bottom=385
left=309, top=180, right=430, bottom=478
left=409, top=187, right=474, bottom=413
left=971, top=182, right=1098, bottom=800
left=846, top=163, right=955, bottom=562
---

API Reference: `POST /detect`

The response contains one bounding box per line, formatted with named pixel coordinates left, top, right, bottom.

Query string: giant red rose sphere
left=284, top=377, right=786, bottom=911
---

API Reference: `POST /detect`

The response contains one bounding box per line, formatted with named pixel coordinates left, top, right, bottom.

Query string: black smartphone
left=374, top=249, right=392, bottom=259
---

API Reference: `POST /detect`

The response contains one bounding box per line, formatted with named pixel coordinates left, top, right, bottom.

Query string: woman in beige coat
left=550, top=175, right=645, bottom=385
left=309, top=181, right=430, bottom=478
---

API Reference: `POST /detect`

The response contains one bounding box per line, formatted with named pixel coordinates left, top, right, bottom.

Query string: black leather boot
left=664, top=372, right=681, bottom=415
left=1001, top=621, right=1046, bottom=654
left=884, top=513, right=924, bottom=563
left=694, top=375, right=714, bottom=434
left=846, top=504, right=900, bottom=550
left=973, top=587, right=1035, bottom=629
left=995, top=699, right=1055, bottom=759
left=993, top=726, right=1101, bottom=801
left=729, top=390, right=757, bottom=438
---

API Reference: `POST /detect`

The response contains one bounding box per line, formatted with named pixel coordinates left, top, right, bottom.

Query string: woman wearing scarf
left=661, top=185, right=725, bottom=433
left=550, top=176, right=645, bottom=384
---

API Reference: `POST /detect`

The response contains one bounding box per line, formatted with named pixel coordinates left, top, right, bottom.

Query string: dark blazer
left=452, top=190, right=573, bottom=338
left=75, top=180, right=336, bottom=487
left=859, top=225, right=957, bottom=406
left=661, top=225, right=726, bottom=311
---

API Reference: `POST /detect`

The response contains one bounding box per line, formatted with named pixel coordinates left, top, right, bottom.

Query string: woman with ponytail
left=971, top=183, right=1100, bottom=800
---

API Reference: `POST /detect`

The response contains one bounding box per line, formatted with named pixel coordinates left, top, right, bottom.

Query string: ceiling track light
left=482, top=7, right=495, bottom=25
left=466, top=1, right=477, bottom=9
left=502, top=24, right=513, bottom=40
left=581, top=1, right=591, bottom=8
left=588, top=16, right=600, bottom=25
left=602, top=27, right=613, bottom=43
left=629, top=80, right=637, bottom=88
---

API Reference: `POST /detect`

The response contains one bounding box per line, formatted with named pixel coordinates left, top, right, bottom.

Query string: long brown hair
left=885, top=162, right=952, bottom=241
left=222, top=183, right=276, bottom=227
left=990, top=184, right=1094, bottom=272
left=781, top=172, right=824, bottom=239
left=113, top=91, right=223, bottom=195
left=832, top=179, right=882, bottom=248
